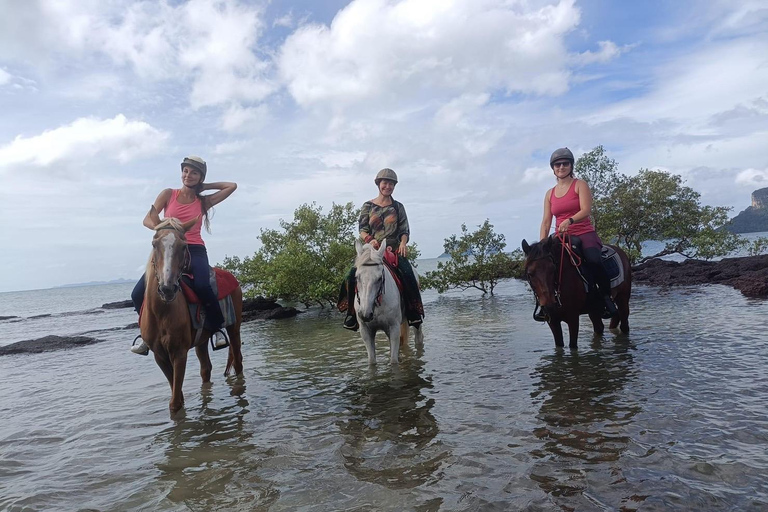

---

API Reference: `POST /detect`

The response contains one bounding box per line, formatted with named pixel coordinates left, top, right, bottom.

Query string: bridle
left=151, top=225, right=191, bottom=301
left=356, top=261, right=387, bottom=308
left=526, top=233, right=583, bottom=308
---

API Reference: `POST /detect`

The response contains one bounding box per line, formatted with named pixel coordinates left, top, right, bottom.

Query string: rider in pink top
left=130, top=156, right=237, bottom=355
left=538, top=147, right=617, bottom=320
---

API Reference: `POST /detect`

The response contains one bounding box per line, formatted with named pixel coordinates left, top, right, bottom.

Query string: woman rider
left=130, top=155, right=237, bottom=355
left=538, top=147, right=617, bottom=321
left=339, top=168, right=424, bottom=330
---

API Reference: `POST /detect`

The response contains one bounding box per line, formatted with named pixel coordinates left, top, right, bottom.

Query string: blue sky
left=1, top=0, right=767, bottom=292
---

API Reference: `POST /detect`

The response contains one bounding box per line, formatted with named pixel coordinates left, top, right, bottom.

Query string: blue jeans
left=131, top=244, right=224, bottom=329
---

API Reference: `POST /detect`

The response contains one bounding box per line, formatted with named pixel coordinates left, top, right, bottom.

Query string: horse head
left=354, top=239, right=387, bottom=323
left=522, top=237, right=559, bottom=315
left=150, top=217, right=197, bottom=302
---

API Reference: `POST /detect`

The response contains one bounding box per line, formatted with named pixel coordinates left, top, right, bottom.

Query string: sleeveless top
left=549, top=179, right=595, bottom=237
left=164, top=189, right=205, bottom=245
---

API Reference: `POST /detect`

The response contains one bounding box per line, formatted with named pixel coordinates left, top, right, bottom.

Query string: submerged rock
left=102, top=300, right=134, bottom=309
left=633, top=255, right=768, bottom=298
left=242, top=306, right=301, bottom=322
left=0, top=315, right=19, bottom=321
left=242, top=296, right=282, bottom=312
left=0, top=335, right=102, bottom=356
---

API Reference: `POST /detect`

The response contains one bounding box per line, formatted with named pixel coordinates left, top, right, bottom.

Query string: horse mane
left=355, top=244, right=382, bottom=267
left=525, top=239, right=551, bottom=261
left=155, top=218, right=184, bottom=231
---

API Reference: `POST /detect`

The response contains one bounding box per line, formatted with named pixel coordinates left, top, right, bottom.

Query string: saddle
left=567, top=238, right=625, bottom=289
left=181, top=268, right=239, bottom=330
left=382, top=249, right=404, bottom=294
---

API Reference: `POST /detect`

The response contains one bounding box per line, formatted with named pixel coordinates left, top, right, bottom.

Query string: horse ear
left=355, top=239, right=363, bottom=255
left=522, top=239, right=530, bottom=255
left=181, top=216, right=199, bottom=233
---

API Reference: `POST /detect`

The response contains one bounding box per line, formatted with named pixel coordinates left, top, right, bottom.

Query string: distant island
left=54, top=278, right=135, bottom=289
left=725, top=187, right=768, bottom=234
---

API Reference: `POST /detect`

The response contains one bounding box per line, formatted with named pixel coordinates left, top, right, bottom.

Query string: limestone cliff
left=725, top=187, right=768, bottom=233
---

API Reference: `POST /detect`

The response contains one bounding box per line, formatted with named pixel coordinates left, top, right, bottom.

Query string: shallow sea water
left=1, top=278, right=767, bottom=511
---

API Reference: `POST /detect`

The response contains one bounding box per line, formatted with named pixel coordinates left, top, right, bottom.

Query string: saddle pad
left=601, top=246, right=625, bottom=288
left=181, top=267, right=239, bottom=304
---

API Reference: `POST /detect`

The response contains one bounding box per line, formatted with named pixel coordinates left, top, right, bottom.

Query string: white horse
left=354, top=240, right=424, bottom=365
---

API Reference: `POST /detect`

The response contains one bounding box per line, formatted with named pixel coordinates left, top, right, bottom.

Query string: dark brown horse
left=140, top=218, right=244, bottom=413
left=522, top=235, right=631, bottom=348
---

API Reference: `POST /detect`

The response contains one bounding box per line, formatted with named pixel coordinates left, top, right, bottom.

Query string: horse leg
left=388, top=322, right=401, bottom=365
left=169, top=350, right=188, bottom=414
left=361, top=325, right=377, bottom=365
left=195, top=343, right=212, bottom=384
left=547, top=319, right=565, bottom=348
left=225, top=326, right=244, bottom=376
left=615, top=291, right=630, bottom=333
left=567, top=317, right=580, bottom=349
left=154, top=349, right=174, bottom=387
left=413, top=323, right=424, bottom=347
left=399, top=321, right=408, bottom=348
left=589, top=311, right=604, bottom=336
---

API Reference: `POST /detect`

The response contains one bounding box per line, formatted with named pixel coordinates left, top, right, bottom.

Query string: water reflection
left=529, top=339, right=643, bottom=506
left=337, top=355, right=448, bottom=491
left=154, top=379, right=280, bottom=510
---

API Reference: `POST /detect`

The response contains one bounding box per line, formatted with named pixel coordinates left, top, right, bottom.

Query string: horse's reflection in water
left=338, top=353, right=448, bottom=494
left=154, top=378, right=279, bottom=510
left=528, top=340, right=644, bottom=509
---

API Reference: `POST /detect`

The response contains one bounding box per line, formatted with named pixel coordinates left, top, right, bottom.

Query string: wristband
left=568, top=217, right=574, bottom=225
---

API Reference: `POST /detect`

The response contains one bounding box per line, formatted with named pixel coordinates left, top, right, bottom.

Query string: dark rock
left=29, top=313, right=52, bottom=319
left=633, top=254, right=768, bottom=297
left=102, top=300, right=134, bottom=309
left=242, top=296, right=281, bottom=312
left=0, top=315, right=19, bottom=321
left=0, top=335, right=102, bottom=356
left=724, top=187, right=768, bottom=233
left=125, top=322, right=139, bottom=329
left=242, top=306, right=302, bottom=322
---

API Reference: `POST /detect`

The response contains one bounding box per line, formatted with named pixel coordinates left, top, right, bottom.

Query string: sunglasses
left=552, top=161, right=571, bottom=169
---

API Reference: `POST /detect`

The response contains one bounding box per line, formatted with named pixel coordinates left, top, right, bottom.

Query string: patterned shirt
left=359, top=200, right=410, bottom=249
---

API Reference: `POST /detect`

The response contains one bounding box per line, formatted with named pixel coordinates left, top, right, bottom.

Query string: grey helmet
left=181, top=155, right=207, bottom=180
left=549, top=147, right=574, bottom=169
left=374, top=168, right=398, bottom=186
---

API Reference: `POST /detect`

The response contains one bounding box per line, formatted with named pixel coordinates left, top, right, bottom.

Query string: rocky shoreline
left=3, top=296, right=302, bottom=357
left=632, top=254, right=768, bottom=298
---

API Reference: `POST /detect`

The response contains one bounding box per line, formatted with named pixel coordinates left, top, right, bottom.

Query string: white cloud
left=572, top=41, right=631, bottom=66
left=736, top=168, right=768, bottom=187
left=0, top=67, right=10, bottom=85
left=219, top=104, right=271, bottom=132
left=0, top=115, right=168, bottom=169
left=279, top=0, right=586, bottom=108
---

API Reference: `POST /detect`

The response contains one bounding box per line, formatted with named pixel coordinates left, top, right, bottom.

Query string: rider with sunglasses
left=537, top=147, right=618, bottom=321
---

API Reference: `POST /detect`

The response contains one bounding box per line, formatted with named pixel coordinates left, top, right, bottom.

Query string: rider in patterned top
left=338, top=168, right=424, bottom=331
left=130, top=156, right=237, bottom=355
left=538, top=147, right=618, bottom=321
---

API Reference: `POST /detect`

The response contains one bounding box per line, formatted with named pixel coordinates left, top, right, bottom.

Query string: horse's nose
left=159, top=284, right=177, bottom=301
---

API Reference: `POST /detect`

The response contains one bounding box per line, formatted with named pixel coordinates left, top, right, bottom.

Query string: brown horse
left=522, top=235, right=631, bottom=349
left=140, top=218, right=244, bottom=413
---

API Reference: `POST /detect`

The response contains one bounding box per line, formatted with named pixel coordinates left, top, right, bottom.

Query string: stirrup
left=210, top=329, right=230, bottom=351
left=130, top=335, right=149, bottom=356
left=343, top=315, right=359, bottom=331
left=533, top=305, right=548, bottom=322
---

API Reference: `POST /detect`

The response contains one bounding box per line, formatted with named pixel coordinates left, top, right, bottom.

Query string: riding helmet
left=374, top=168, right=398, bottom=186
left=181, top=155, right=207, bottom=180
left=549, top=147, right=574, bottom=169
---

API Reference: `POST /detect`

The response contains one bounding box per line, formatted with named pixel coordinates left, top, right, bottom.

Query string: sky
left=1, top=0, right=767, bottom=292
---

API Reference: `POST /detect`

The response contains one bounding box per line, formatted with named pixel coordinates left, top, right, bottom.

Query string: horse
left=354, top=239, right=424, bottom=365
left=521, top=235, right=631, bottom=349
left=140, top=217, right=244, bottom=413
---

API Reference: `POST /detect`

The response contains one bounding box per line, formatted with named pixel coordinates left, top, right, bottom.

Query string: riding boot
left=398, top=259, right=424, bottom=326
left=592, top=263, right=618, bottom=319
left=342, top=270, right=359, bottom=331
left=203, top=300, right=225, bottom=333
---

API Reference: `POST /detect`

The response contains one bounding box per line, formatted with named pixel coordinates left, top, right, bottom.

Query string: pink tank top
left=164, top=189, right=205, bottom=245
left=549, top=179, right=595, bottom=236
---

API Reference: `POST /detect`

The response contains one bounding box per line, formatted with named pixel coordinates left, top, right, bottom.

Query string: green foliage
left=221, top=201, right=420, bottom=307
left=421, top=219, right=522, bottom=295
left=222, top=202, right=359, bottom=307
left=745, top=236, right=768, bottom=256
left=576, top=148, right=742, bottom=263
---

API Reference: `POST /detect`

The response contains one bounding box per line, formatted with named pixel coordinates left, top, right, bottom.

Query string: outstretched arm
left=201, top=182, right=237, bottom=207
left=143, top=189, right=172, bottom=229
